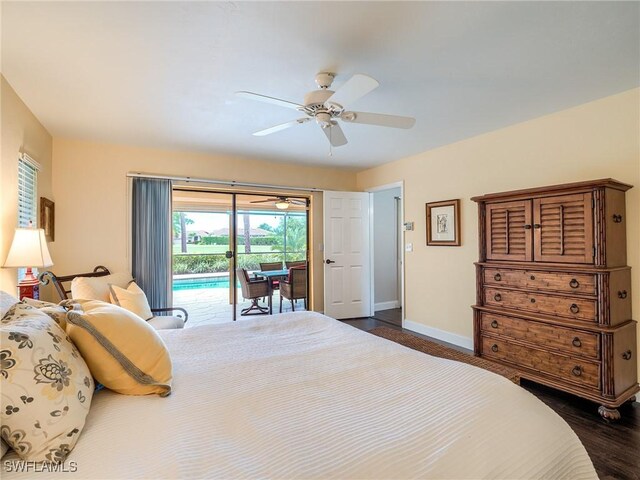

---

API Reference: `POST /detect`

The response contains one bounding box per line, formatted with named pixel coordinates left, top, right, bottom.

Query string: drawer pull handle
left=523, top=224, right=532, bottom=230
left=612, top=214, right=623, bottom=223
left=494, top=293, right=502, bottom=302
left=494, top=273, right=502, bottom=281
left=570, top=304, right=580, bottom=314
left=618, top=290, right=628, bottom=299
left=572, top=337, right=582, bottom=348
left=572, top=366, right=582, bottom=377
left=491, top=320, right=499, bottom=328
left=569, top=279, right=580, bottom=289
left=530, top=275, right=536, bottom=280
left=530, top=298, right=536, bottom=303
left=622, top=350, right=632, bottom=361
left=491, top=344, right=499, bottom=353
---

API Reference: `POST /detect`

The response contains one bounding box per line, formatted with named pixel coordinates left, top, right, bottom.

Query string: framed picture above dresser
left=471, top=179, right=638, bottom=420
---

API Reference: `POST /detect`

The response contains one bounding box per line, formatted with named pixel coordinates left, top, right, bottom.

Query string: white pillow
left=0, top=291, right=19, bottom=318
left=109, top=281, right=153, bottom=321
left=71, top=272, right=133, bottom=302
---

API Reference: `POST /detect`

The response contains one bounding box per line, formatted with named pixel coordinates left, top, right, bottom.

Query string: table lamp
left=2, top=226, right=53, bottom=300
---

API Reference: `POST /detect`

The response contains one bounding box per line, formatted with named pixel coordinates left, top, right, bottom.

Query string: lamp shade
left=3, top=228, right=53, bottom=268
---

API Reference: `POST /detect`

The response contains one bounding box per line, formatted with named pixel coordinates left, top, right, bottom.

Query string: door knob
left=325, top=259, right=336, bottom=264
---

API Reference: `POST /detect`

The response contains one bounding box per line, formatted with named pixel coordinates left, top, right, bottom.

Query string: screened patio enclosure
left=172, top=189, right=309, bottom=326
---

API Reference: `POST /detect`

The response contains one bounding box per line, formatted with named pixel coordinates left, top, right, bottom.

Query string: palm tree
left=271, top=216, right=306, bottom=258
left=172, top=212, right=194, bottom=254
left=242, top=214, right=251, bottom=253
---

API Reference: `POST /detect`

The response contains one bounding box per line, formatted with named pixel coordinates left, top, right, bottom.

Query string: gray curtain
left=132, top=178, right=172, bottom=310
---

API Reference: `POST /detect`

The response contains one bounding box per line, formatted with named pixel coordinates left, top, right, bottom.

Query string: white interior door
left=323, top=191, right=371, bottom=319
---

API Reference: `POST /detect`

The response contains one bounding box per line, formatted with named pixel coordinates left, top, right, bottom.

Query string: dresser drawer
left=479, top=312, right=599, bottom=359
left=484, top=287, right=597, bottom=323
left=483, top=268, right=596, bottom=295
left=481, top=336, right=600, bottom=390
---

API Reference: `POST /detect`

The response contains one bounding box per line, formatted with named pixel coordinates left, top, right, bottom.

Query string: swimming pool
left=173, top=276, right=231, bottom=291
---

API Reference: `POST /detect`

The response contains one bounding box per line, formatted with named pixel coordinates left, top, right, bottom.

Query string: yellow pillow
left=66, top=300, right=172, bottom=396
left=109, top=281, right=153, bottom=320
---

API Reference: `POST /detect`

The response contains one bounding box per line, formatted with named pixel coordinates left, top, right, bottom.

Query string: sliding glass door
left=234, top=194, right=309, bottom=319
left=171, top=189, right=309, bottom=325
left=172, top=190, right=236, bottom=326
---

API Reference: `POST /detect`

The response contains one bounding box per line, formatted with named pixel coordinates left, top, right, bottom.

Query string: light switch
left=405, top=243, right=413, bottom=252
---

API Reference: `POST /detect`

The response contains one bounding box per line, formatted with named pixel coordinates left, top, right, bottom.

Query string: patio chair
left=279, top=266, right=307, bottom=313
left=237, top=268, right=269, bottom=315
left=285, top=260, right=306, bottom=269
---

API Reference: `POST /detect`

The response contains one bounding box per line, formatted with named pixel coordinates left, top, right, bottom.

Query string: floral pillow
left=20, top=297, right=82, bottom=331
left=1, top=303, right=94, bottom=463
left=0, top=291, right=19, bottom=318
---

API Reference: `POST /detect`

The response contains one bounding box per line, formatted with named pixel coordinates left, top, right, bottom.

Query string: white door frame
left=366, top=181, right=405, bottom=327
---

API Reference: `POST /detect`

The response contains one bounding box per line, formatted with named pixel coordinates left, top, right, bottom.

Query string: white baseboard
left=374, top=300, right=400, bottom=311
left=403, top=319, right=473, bottom=350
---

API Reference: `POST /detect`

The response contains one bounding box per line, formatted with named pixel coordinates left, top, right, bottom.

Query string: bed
left=2, top=311, right=597, bottom=479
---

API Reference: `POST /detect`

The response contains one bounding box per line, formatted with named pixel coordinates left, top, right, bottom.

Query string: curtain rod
left=126, top=172, right=322, bottom=193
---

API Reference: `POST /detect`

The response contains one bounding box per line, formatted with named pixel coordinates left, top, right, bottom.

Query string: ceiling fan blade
left=324, top=74, right=379, bottom=108
left=236, top=91, right=304, bottom=110
left=341, top=111, right=415, bottom=129
left=322, top=122, right=348, bottom=147
left=250, top=198, right=279, bottom=203
left=252, top=118, right=310, bottom=137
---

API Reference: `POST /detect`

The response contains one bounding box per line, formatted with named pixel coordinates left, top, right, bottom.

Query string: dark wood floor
left=343, top=310, right=640, bottom=480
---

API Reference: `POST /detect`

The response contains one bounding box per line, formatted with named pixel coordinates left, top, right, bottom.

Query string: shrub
left=173, top=254, right=228, bottom=274
left=200, top=236, right=229, bottom=245
left=173, top=253, right=296, bottom=274
left=199, top=235, right=279, bottom=246
left=249, top=236, right=279, bottom=246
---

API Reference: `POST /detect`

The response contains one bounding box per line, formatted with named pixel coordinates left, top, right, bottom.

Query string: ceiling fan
left=250, top=196, right=308, bottom=210
left=236, top=72, right=416, bottom=147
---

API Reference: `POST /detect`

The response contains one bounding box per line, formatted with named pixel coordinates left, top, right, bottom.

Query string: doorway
left=371, top=185, right=403, bottom=327
left=171, top=188, right=309, bottom=326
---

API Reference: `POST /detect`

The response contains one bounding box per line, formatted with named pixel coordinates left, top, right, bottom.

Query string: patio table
left=255, top=269, right=289, bottom=314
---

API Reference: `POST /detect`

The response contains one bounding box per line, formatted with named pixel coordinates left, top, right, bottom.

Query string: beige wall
left=51, top=138, right=357, bottom=310
left=357, top=88, right=640, bottom=369
left=0, top=76, right=53, bottom=296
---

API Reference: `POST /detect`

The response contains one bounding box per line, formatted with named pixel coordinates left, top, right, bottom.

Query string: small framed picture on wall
left=426, top=199, right=460, bottom=246
left=40, top=197, right=55, bottom=242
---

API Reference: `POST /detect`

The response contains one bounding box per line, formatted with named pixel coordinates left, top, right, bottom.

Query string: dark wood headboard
left=39, top=265, right=111, bottom=301
left=38, top=266, right=188, bottom=321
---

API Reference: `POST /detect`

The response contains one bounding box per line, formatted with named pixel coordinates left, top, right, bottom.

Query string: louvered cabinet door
left=533, top=193, right=594, bottom=264
left=485, top=200, right=533, bottom=261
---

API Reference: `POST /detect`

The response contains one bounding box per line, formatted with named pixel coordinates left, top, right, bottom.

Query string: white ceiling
left=2, top=1, right=639, bottom=169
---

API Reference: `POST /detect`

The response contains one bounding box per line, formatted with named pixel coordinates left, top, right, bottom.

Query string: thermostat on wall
left=404, top=222, right=414, bottom=231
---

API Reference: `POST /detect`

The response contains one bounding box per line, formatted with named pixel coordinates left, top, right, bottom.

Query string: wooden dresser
left=472, top=179, right=638, bottom=420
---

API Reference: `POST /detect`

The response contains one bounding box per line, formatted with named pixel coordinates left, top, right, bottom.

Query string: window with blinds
left=18, top=157, right=38, bottom=227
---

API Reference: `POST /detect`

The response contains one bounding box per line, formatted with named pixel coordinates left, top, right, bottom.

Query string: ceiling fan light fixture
left=275, top=200, right=290, bottom=210
left=316, top=112, right=331, bottom=126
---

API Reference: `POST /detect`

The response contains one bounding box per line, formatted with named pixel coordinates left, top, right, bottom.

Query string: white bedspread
left=2, top=312, right=597, bottom=479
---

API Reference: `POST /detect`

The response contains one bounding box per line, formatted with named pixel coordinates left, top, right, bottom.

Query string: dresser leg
left=598, top=405, right=621, bottom=421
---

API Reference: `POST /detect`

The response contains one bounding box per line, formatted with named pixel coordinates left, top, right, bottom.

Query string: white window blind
left=18, top=155, right=39, bottom=227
